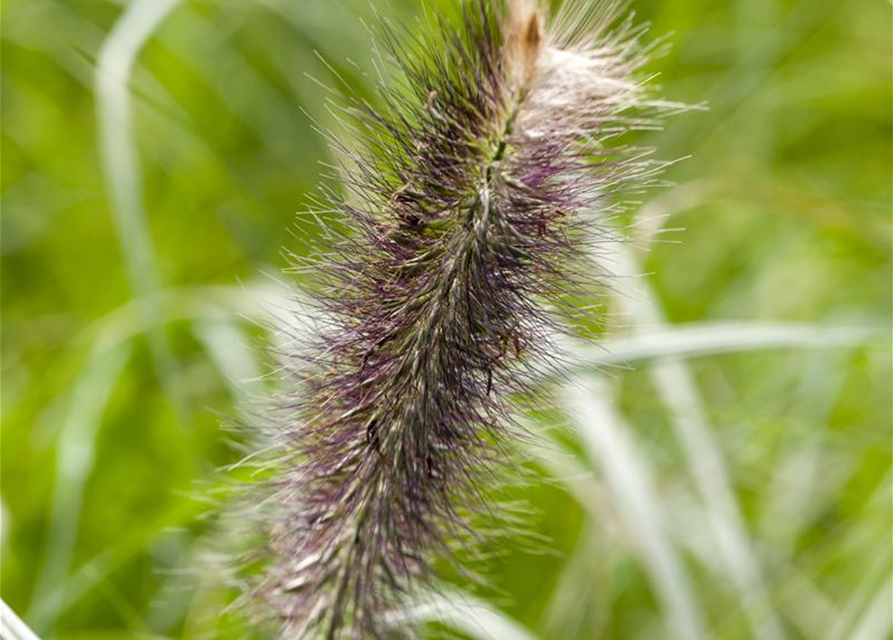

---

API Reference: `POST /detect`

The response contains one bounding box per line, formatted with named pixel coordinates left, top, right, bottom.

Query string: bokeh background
left=2, top=0, right=891, bottom=638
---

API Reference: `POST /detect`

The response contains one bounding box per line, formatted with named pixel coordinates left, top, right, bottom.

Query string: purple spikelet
left=251, top=1, right=674, bottom=637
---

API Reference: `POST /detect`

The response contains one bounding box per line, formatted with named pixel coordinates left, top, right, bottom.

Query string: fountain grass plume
left=250, top=0, right=677, bottom=637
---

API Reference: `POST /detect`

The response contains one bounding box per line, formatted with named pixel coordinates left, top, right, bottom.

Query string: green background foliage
left=2, top=0, right=890, bottom=638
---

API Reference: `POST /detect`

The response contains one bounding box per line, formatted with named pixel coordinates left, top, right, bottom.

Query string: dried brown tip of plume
left=506, top=0, right=543, bottom=90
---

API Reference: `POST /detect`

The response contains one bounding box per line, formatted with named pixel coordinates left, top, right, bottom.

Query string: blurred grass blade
left=95, top=0, right=187, bottom=421
left=27, top=346, right=132, bottom=631
left=1, top=598, right=42, bottom=640
left=563, top=379, right=708, bottom=640
left=757, top=350, right=851, bottom=554
left=571, top=322, right=881, bottom=367
left=826, top=550, right=893, bottom=640
left=847, top=579, right=893, bottom=640
left=24, top=497, right=209, bottom=631
left=404, top=591, right=542, bottom=640
left=596, top=239, right=787, bottom=640
left=654, top=0, right=839, bottom=154
left=193, top=319, right=265, bottom=402
left=158, top=8, right=303, bottom=164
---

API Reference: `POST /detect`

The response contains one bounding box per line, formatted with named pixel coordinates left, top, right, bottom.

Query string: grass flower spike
left=254, top=1, right=675, bottom=637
